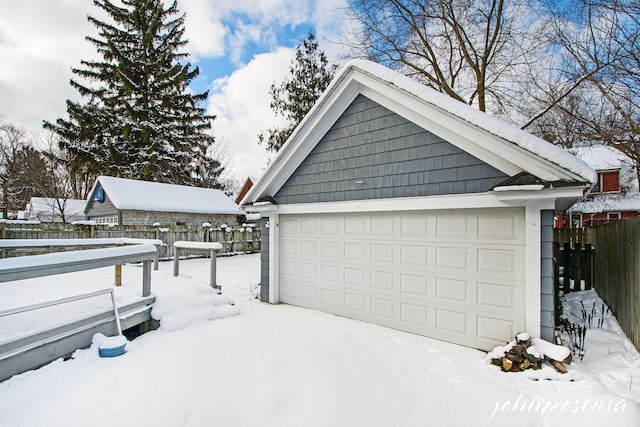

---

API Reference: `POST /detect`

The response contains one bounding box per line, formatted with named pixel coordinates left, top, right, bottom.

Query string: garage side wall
left=260, top=217, right=269, bottom=302
left=274, top=95, right=508, bottom=204
left=540, top=209, right=555, bottom=341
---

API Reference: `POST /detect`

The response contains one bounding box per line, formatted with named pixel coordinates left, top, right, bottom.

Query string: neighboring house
left=27, top=197, right=87, bottom=223
left=241, top=60, right=595, bottom=351
left=235, top=176, right=258, bottom=205
left=558, top=145, right=640, bottom=227
left=85, top=176, right=242, bottom=227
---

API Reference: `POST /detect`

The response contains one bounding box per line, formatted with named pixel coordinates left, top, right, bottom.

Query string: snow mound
left=159, top=304, right=240, bottom=332
left=151, top=281, right=239, bottom=332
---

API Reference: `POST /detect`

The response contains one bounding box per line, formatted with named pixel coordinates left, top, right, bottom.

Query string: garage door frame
left=263, top=192, right=558, bottom=344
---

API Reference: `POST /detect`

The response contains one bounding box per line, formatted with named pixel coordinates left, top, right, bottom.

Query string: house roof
left=568, top=145, right=632, bottom=172
left=87, top=176, right=242, bottom=215
left=572, top=193, right=640, bottom=213
left=568, top=145, right=640, bottom=213
left=242, top=60, right=596, bottom=206
left=29, top=197, right=87, bottom=216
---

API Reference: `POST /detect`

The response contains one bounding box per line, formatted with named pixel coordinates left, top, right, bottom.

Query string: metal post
left=173, top=248, right=180, bottom=277
left=142, top=260, right=151, bottom=297
left=110, top=288, right=123, bottom=335
left=153, top=245, right=159, bottom=271
left=209, top=249, right=220, bottom=292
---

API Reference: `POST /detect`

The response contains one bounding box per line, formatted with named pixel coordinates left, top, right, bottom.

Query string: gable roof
left=87, top=176, right=242, bottom=215
left=242, top=60, right=596, bottom=206
left=29, top=197, right=87, bottom=215
left=568, top=145, right=633, bottom=172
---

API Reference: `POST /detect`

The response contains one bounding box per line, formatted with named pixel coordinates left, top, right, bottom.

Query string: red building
left=557, top=145, right=640, bottom=227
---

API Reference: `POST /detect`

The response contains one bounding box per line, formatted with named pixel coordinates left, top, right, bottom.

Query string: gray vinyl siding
left=540, top=209, right=555, bottom=342
left=274, top=95, right=508, bottom=204
left=260, top=217, right=269, bottom=302
left=86, top=187, right=118, bottom=218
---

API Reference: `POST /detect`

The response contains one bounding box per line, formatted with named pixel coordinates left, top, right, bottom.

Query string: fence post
left=575, top=240, right=583, bottom=291
left=584, top=243, right=593, bottom=290
left=562, top=242, right=571, bottom=293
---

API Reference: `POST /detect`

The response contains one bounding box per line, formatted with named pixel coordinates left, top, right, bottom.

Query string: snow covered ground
left=0, top=254, right=639, bottom=426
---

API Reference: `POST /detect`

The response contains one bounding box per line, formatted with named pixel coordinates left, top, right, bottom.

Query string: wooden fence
left=0, top=221, right=261, bottom=258
left=583, top=219, right=640, bottom=350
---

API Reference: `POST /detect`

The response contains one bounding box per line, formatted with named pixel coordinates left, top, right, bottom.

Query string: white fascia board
left=492, top=186, right=587, bottom=204
left=357, top=76, right=585, bottom=183
left=271, top=193, right=527, bottom=215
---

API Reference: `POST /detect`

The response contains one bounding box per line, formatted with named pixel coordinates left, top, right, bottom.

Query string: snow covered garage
left=242, top=60, right=596, bottom=351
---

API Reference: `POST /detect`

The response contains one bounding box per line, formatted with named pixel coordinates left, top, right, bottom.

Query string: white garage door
left=279, top=208, right=526, bottom=351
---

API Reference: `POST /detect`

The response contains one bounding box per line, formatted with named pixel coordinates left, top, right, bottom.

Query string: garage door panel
left=320, top=264, right=340, bottom=283
left=400, top=274, right=429, bottom=296
left=320, top=241, right=340, bottom=258
left=478, top=214, right=520, bottom=240
left=435, top=246, right=469, bottom=271
left=435, top=277, right=469, bottom=303
left=400, top=302, right=429, bottom=326
left=400, top=245, right=428, bottom=265
left=300, top=240, right=317, bottom=256
left=300, top=218, right=318, bottom=235
left=370, top=270, right=395, bottom=291
left=436, top=216, right=470, bottom=238
left=344, top=242, right=366, bottom=260
left=344, top=292, right=366, bottom=313
left=477, top=316, right=519, bottom=344
left=371, top=217, right=395, bottom=236
left=321, top=217, right=341, bottom=235
left=370, top=243, right=394, bottom=263
left=370, top=297, right=394, bottom=319
left=345, top=267, right=366, bottom=287
left=279, top=208, right=526, bottom=351
left=401, top=216, right=430, bottom=237
left=281, top=239, right=297, bottom=255
left=345, top=217, right=368, bottom=236
left=435, top=308, right=469, bottom=335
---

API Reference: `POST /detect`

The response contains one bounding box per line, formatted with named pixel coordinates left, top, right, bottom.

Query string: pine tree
left=45, top=0, right=223, bottom=188
left=259, top=31, right=337, bottom=152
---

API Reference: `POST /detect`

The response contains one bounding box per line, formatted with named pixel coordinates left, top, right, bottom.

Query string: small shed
left=242, top=60, right=596, bottom=351
left=85, top=176, right=242, bottom=227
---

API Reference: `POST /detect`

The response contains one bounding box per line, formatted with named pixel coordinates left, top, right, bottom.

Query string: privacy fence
left=583, top=219, right=640, bottom=350
left=0, top=221, right=261, bottom=258
left=554, top=220, right=640, bottom=351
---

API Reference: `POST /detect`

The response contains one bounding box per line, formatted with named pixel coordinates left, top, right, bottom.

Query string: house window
left=94, top=216, right=119, bottom=225
left=594, top=170, right=620, bottom=193
left=607, top=212, right=621, bottom=220
left=571, top=214, right=582, bottom=228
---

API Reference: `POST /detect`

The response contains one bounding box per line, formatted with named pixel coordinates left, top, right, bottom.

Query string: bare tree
left=0, top=123, right=52, bottom=217
left=531, top=0, right=639, bottom=163
left=343, top=0, right=543, bottom=114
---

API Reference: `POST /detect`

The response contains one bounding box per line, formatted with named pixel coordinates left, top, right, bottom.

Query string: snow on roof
left=568, top=145, right=632, bottom=171
left=345, top=60, right=597, bottom=184
left=571, top=193, right=640, bottom=213
left=29, top=197, right=86, bottom=215
left=92, top=176, right=242, bottom=215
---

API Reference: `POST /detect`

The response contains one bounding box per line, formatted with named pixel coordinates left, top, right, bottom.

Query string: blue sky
left=0, top=0, right=351, bottom=186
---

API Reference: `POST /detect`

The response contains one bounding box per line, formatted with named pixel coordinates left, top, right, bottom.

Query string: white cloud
left=0, top=0, right=99, bottom=133
left=181, top=1, right=227, bottom=58
left=207, top=48, right=294, bottom=181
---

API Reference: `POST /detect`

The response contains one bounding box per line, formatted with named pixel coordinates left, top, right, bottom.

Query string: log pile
left=490, top=333, right=572, bottom=374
